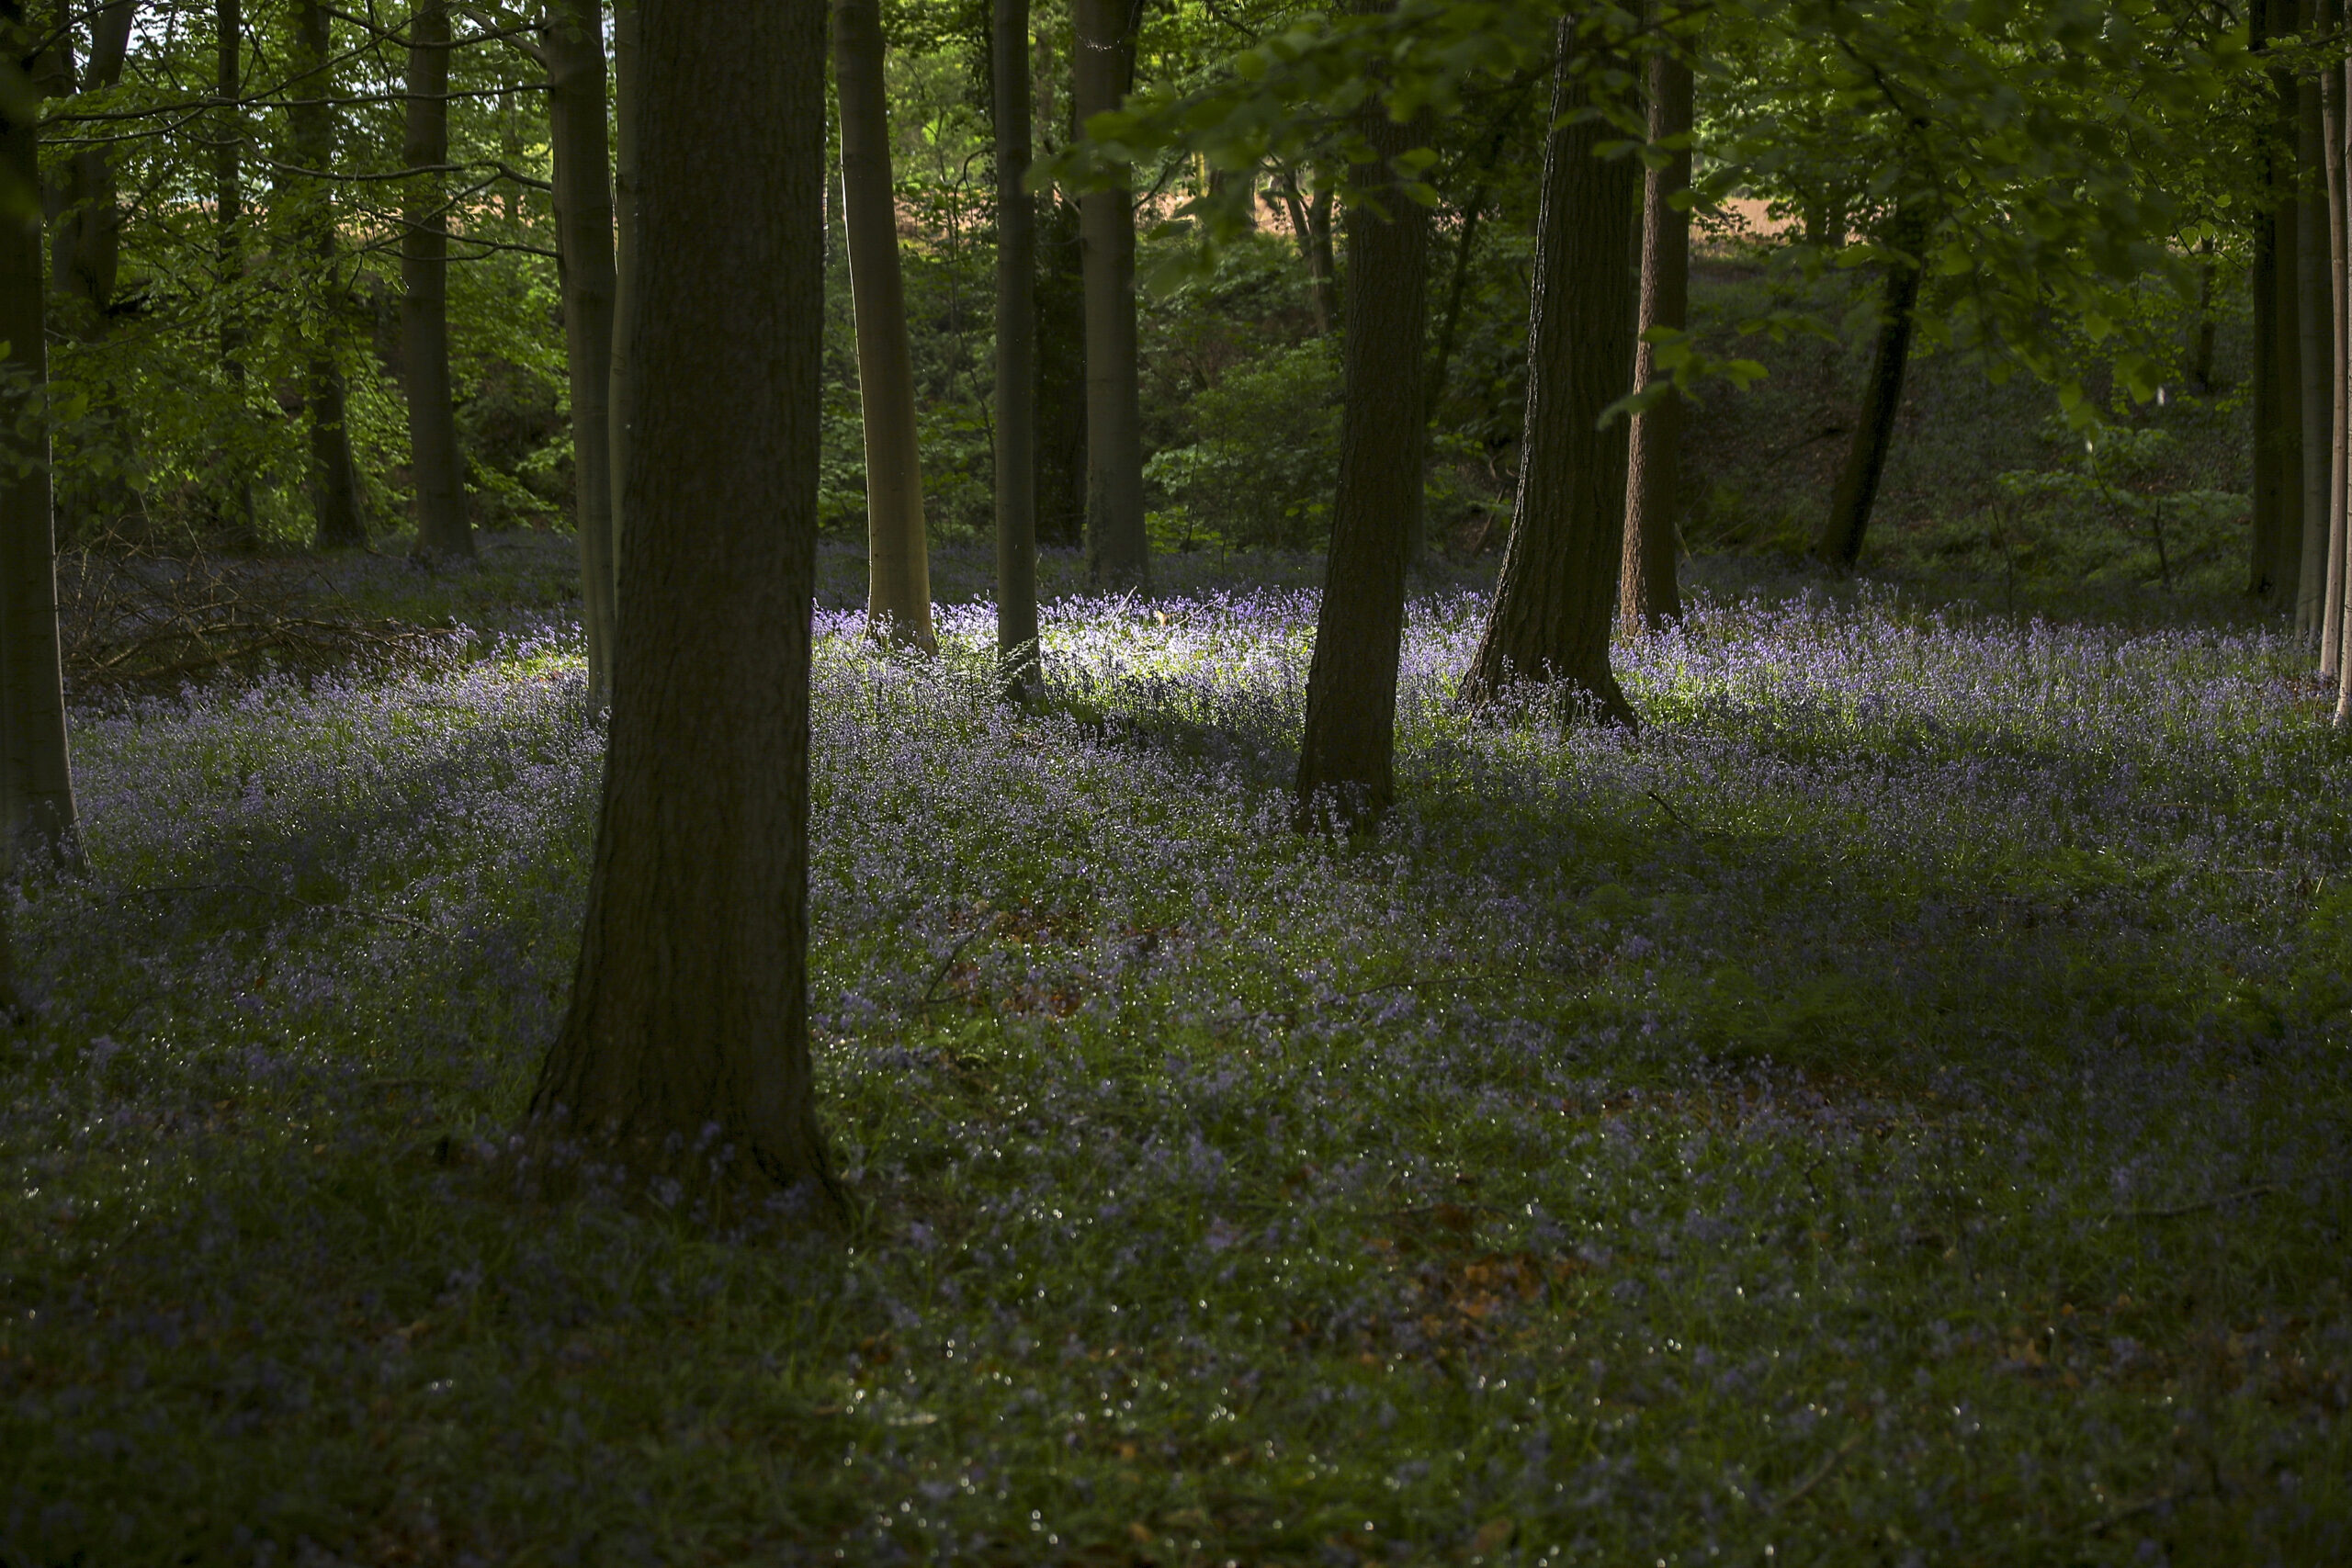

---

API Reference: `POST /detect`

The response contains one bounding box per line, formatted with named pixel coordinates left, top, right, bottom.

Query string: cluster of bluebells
left=1, top=575, right=2346, bottom=1565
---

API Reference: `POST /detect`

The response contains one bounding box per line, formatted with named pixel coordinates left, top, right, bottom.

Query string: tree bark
left=1811, top=209, right=1924, bottom=570
left=833, top=0, right=936, bottom=648
left=1295, top=70, right=1431, bottom=830
left=1306, top=180, right=1337, bottom=331
left=1035, top=191, right=1088, bottom=547
left=609, top=0, right=639, bottom=603
left=1621, top=39, right=1692, bottom=633
left=544, top=0, right=618, bottom=699
left=1073, top=0, right=1148, bottom=588
left=0, top=1, right=78, bottom=866
left=2327, top=28, right=2351, bottom=681
left=993, top=0, right=1039, bottom=693
left=528, top=0, right=838, bottom=1213
left=2299, top=36, right=2330, bottom=634
left=50, top=0, right=132, bottom=331
left=1275, top=164, right=1326, bottom=333
left=403, top=0, right=470, bottom=562
left=1459, top=32, right=1639, bottom=727
left=214, top=0, right=254, bottom=540
left=291, top=0, right=367, bottom=549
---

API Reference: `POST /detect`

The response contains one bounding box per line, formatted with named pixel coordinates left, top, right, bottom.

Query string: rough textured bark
left=1621, top=41, right=1691, bottom=633
left=608, top=0, right=639, bottom=601
left=0, top=2, right=78, bottom=864
left=1035, top=192, right=1088, bottom=547
left=2327, top=30, right=2351, bottom=679
left=993, top=0, right=1039, bottom=692
left=528, top=0, right=837, bottom=1213
left=1812, top=209, right=1924, bottom=570
left=403, top=0, right=470, bottom=562
left=1295, top=82, right=1431, bottom=829
left=1073, top=0, right=1148, bottom=588
left=2299, top=41, right=2330, bottom=633
left=51, top=0, right=133, bottom=331
left=214, top=0, right=254, bottom=539
left=291, top=0, right=366, bottom=549
left=544, top=0, right=617, bottom=698
left=1459, top=36, right=1639, bottom=726
left=833, top=0, right=935, bottom=647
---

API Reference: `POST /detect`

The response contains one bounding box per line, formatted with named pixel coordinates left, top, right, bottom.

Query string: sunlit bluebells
left=2, top=572, right=2346, bottom=1564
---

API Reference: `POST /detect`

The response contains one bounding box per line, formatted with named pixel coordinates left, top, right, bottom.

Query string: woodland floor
left=0, top=532, right=2346, bottom=1566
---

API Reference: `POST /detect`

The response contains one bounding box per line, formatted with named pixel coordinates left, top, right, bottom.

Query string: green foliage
left=1146, top=338, right=1340, bottom=553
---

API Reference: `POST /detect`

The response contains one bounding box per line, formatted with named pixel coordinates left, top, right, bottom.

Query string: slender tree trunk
left=1812, top=209, right=1924, bottom=570
left=833, top=0, right=935, bottom=647
left=1275, top=164, right=1326, bottom=333
left=1306, top=181, right=1337, bottom=330
left=609, top=0, right=639, bottom=604
left=1035, top=192, right=1089, bottom=547
left=291, top=0, right=367, bottom=549
left=403, top=1, right=469, bottom=562
left=2328, top=32, right=2351, bottom=681
left=2299, top=44, right=2331, bottom=633
left=993, top=0, right=1039, bottom=692
left=51, top=0, right=132, bottom=331
left=1621, top=39, right=1692, bottom=633
left=1073, top=0, right=1148, bottom=588
left=1459, top=30, right=1640, bottom=726
left=2191, top=237, right=2219, bottom=393
left=214, top=0, right=254, bottom=540
left=499, top=88, right=522, bottom=223
left=1295, top=61, right=1431, bottom=830
left=2274, top=182, right=2306, bottom=602
left=529, top=0, right=836, bottom=1213
left=0, top=1, right=77, bottom=866
left=544, top=0, right=617, bottom=699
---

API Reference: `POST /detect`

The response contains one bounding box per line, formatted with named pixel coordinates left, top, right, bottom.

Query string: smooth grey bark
left=992, top=0, right=1038, bottom=693
left=1072, top=0, right=1148, bottom=588
left=833, top=0, right=935, bottom=647
left=1295, top=75, right=1431, bottom=830
left=529, top=0, right=837, bottom=1213
left=291, top=0, right=366, bottom=549
left=214, top=0, right=254, bottom=538
left=2299, top=41, right=2330, bottom=635
left=403, top=0, right=470, bottom=562
left=543, top=0, right=617, bottom=699
left=2327, top=27, right=2351, bottom=682
left=0, top=2, right=78, bottom=866
left=609, top=0, right=639, bottom=604
left=1812, top=208, right=1924, bottom=570
left=1460, top=33, right=1639, bottom=727
left=1621, top=40, right=1691, bottom=633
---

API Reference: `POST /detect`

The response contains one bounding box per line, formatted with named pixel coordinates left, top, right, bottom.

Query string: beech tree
left=529, top=0, right=837, bottom=1209
left=1810, top=203, right=1924, bottom=570
left=994, top=0, right=1039, bottom=692
left=1073, top=0, right=1148, bottom=589
left=1620, top=35, right=1692, bottom=631
left=835, top=0, right=935, bottom=648
left=288, top=0, right=367, bottom=548
left=1459, top=23, right=1639, bottom=726
left=403, top=0, right=471, bottom=562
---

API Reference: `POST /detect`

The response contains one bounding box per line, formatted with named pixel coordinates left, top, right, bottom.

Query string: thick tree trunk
left=2327, top=27, right=2351, bottom=681
left=1035, top=192, right=1089, bottom=547
left=51, top=0, right=132, bottom=331
left=609, top=0, right=639, bottom=603
left=544, top=0, right=617, bottom=699
left=993, top=0, right=1039, bottom=693
left=2299, top=49, right=2331, bottom=634
left=1073, top=0, right=1148, bottom=588
left=833, top=0, right=935, bottom=647
left=529, top=0, right=838, bottom=1213
left=291, top=0, right=367, bottom=549
left=403, top=0, right=470, bottom=562
left=1295, top=75, right=1431, bottom=830
left=214, top=0, right=254, bottom=539
left=0, top=2, right=77, bottom=866
left=1812, top=209, right=1923, bottom=570
left=1621, top=41, right=1692, bottom=633
left=1459, top=32, right=1639, bottom=726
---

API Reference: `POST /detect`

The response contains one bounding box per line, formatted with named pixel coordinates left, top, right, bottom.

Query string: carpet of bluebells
left=3, top=557, right=2349, bottom=1566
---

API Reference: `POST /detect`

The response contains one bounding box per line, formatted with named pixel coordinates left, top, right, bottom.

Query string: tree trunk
left=1073, top=0, right=1148, bottom=588
left=51, top=0, right=133, bottom=331
left=529, top=0, right=838, bottom=1213
left=993, top=0, right=1039, bottom=693
left=1295, top=67, right=1431, bottom=830
left=291, top=0, right=367, bottom=549
left=1035, top=192, right=1088, bottom=547
left=1275, top=164, right=1326, bottom=333
left=0, top=1, right=78, bottom=866
left=214, top=0, right=254, bottom=540
left=833, top=0, right=936, bottom=647
left=609, top=0, right=639, bottom=605
left=2274, top=186, right=2306, bottom=602
left=2299, top=42, right=2331, bottom=634
left=544, top=0, right=618, bottom=699
left=1621, top=40, right=1692, bottom=633
left=2327, top=26, right=2351, bottom=681
left=403, top=0, right=470, bottom=562
left=1812, top=209, right=1924, bottom=570
left=1459, top=29, right=1640, bottom=727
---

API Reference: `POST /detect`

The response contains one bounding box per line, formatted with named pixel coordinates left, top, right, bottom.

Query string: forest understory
left=1, top=525, right=2346, bottom=1564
